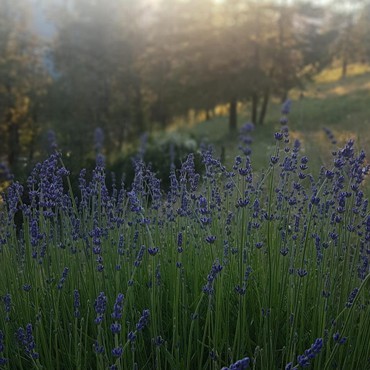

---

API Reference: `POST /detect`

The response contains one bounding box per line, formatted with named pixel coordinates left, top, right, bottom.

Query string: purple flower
left=26, top=154, right=69, bottom=217
left=235, top=285, right=246, bottom=295
left=180, top=153, right=200, bottom=192
left=93, top=340, right=105, bottom=354
left=47, top=129, right=58, bottom=150
left=153, top=335, right=165, bottom=347
left=255, top=241, right=263, bottom=249
left=275, top=132, right=284, bottom=141
left=128, top=331, right=136, bottom=342
left=3, top=294, right=11, bottom=321
left=148, top=247, right=159, bottom=256
left=136, top=309, right=150, bottom=331
left=240, top=122, right=255, bottom=133
left=111, top=293, right=124, bottom=320
left=5, top=182, right=23, bottom=221
left=286, top=338, right=323, bottom=368
left=239, top=123, right=254, bottom=156
left=94, top=292, right=107, bottom=324
left=280, top=116, right=288, bottom=125
left=145, top=169, right=162, bottom=210
left=205, top=235, right=216, bottom=244
left=0, top=330, right=7, bottom=361
left=134, top=245, right=145, bottom=267
left=138, top=132, right=148, bottom=159
left=110, top=323, right=122, bottom=334
left=281, top=99, right=292, bottom=115
left=270, top=156, right=279, bottom=165
left=94, top=127, right=104, bottom=152
left=177, top=232, right=183, bottom=247
left=346, top=287, right=359, bottom=307
left=0, top=162, right=12, bottom=182
left=323, top=127, right=337, bottom=144
left=128, top=190, right=143, bottom=213
left=203, top=260, right=223, bottom=295
left=3, top=294, right=11, bottom=313
left=200, top=217, right=212, bottom=225
left=297, top=269, right=308, bottom=277
left=112, top=346, right=123, bottom=358
left=74, top=289, right=80, bottom=318
left=333, top=333, right=347, bottom=345
left=221, top=356, right=250, bottom=369
left=16, top=324, right=39, bottom=359
left=57, top=267, right=69, bottom=290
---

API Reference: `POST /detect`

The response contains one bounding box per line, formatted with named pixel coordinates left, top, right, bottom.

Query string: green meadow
left=174, top=64, right=370, bottom=173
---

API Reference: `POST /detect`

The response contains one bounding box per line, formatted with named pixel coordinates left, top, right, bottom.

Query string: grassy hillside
left=173, top=64, right=370, bottom=175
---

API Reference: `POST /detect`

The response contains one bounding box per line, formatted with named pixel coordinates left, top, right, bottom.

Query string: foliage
left=110, top=132, right=202, bottom=192
left=0, top=0, right=50, bottom=171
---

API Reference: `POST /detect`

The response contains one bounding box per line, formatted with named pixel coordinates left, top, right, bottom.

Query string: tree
left=326, top=0, right=367, bottom=79
left=48, top=0, right=149, bottom=164
left=0, top=0, right=50, bottom=173
left=353, top=2, right=370, bottom=63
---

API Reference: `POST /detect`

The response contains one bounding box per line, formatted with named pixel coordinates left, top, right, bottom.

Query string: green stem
left=324, top=272, right=370, bottom=370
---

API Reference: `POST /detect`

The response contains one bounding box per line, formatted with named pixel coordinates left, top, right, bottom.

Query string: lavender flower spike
left=0, top=330, right=8, bottom=365
left=111, top=293, right=124, bottom=320
left=16, top=324, right=39, bottom=359
left=136, top=309, right=150, bottom=331
left=285, top=338, right=323, bottom=369
left=94, top=292, right=107, bottom=324
left=281, top=99, right=292, bottom=115
left=221, top=356, right=250, bottom=369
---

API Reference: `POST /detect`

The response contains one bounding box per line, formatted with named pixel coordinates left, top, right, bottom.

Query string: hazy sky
left=26, top=0, right=358, bottom=40
left=28, top=0, right=60, bottom=39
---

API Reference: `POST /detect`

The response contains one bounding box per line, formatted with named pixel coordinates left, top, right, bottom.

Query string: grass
left=175, top=63, right=370, bottom=176
left=1, top=64, right=370, bottom=369
left=1, top=121, right=370, bottom=369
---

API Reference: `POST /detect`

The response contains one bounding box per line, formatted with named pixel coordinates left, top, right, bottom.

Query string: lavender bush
left=0, top=114, right=370, bottom=369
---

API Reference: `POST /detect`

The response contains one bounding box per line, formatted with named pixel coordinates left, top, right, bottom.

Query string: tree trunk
left=133, top=89, right=145, bottom=135
left=251, top=92, right=259, bottom=124
left=28, top=107, right=39, bottom=162
left=152, top=96, right=168, bottom=130
left=258, top=88, right=270, bottom=125
left=341, top=57, right=348, bottom=79
left=205, top=109, right=212, bottom=121
left=8, top=122, right=19, bottom=168
left=229, top=98, right=237, bottom=132
left=341, top=15, right=352, bottom=80
left=160, top=115, right=168, bottom=130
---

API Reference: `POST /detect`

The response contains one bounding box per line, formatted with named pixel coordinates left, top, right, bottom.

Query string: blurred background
left=1, top=0, right=370, bottom=187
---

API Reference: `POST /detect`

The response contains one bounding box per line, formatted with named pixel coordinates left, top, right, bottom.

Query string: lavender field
left=2, top=0, right=370, bottom=368
left=1, top=105, right=370, bottom=370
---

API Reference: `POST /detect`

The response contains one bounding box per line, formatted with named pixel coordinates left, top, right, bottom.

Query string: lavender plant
left=0, top=112, right=370, bottom=369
